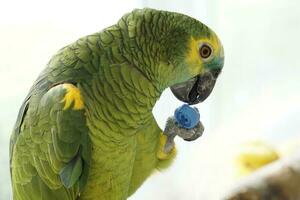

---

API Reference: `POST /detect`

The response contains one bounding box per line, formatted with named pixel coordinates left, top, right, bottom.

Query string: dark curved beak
left=170, top=68, right=222, bottom=105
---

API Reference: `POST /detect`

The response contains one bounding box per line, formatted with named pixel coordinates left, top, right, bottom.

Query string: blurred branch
left=223, top=150, right=300, bottom=200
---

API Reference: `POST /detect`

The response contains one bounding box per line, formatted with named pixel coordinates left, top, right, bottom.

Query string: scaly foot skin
left=163, top=117, right=204, bottom=153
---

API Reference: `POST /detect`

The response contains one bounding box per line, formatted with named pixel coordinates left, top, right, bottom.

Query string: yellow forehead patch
left=62, top=83, right=84, bottom=110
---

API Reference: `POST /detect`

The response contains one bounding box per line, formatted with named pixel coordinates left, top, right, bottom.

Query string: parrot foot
left=163, top=117, right=204, bottom=153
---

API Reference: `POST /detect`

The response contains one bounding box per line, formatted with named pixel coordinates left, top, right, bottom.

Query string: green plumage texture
left=10, top=8, right=220, bottom=200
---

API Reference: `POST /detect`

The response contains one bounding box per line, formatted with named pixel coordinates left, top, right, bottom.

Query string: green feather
left=60, top=155, right=83, bottom=188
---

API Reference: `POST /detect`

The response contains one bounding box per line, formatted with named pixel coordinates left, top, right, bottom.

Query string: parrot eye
left=199, top=43, right=213, bottom=59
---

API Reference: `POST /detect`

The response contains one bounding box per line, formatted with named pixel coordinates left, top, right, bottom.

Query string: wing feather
left=10, top=83, right=91, bottom=200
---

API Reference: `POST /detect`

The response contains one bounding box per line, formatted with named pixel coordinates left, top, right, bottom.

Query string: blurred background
left=0, top=0, right=299, bottom=199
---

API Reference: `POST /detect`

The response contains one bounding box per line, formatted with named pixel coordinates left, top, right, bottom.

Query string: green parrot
left=10, top=8, right=224, bottom=200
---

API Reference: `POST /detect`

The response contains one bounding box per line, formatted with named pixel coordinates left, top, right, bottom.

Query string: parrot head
left=167, top=20, right=225, bottom=105
left=122, top=9, right=224, bottom=104
left=170, top=32, right=224, bottom=105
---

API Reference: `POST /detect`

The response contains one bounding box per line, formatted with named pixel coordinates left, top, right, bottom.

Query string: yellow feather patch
left=61, top=84, right=84, bottom=110
left=185, top=35, right=222, bottom=76
left=186, top=37, right=202, bottom=65
left=157, top=134, right=176, bottom=160
left=185, top=37, right=204, bottom=76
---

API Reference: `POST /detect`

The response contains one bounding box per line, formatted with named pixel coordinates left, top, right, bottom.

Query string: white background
left=0, top=0, right=299, bottom=199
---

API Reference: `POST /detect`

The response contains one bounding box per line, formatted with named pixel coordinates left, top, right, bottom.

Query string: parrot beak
left=170, top=68, right=222, bottom=105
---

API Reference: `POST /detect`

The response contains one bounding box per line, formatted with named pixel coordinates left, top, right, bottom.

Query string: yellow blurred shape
left=235, top=141, right=280, bottom=177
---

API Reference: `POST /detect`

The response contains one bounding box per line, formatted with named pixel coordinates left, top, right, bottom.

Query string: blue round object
left=174, top=104, right=200, bottom=129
